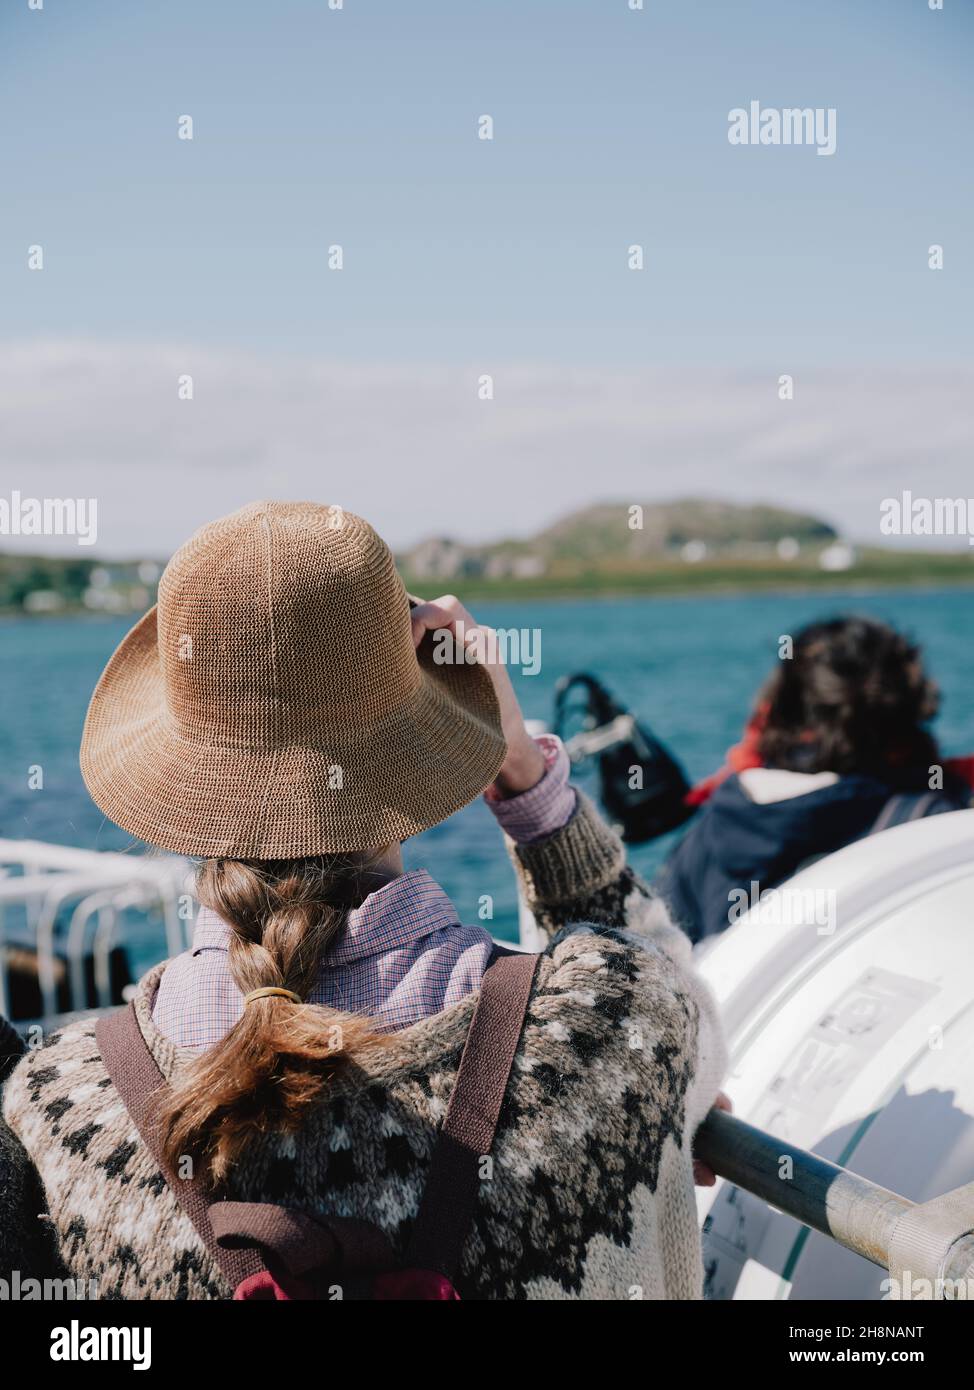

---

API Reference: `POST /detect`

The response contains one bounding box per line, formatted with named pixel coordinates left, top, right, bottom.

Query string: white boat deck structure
left=0, top=840, right=190, bottom=1019
left=695, top=808, right=974, bottom=1300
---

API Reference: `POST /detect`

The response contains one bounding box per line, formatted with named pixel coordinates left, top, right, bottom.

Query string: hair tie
left=243, top=986, right=302, bottom=1006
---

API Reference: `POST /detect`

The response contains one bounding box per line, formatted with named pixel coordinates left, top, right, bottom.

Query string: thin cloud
left=1, top=340, right=971, bottom=556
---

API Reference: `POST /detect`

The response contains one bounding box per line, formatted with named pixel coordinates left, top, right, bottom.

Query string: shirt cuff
left=484, top=734, right=577, bottom=845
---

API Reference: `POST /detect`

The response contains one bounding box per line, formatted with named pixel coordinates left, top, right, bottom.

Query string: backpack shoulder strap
left=96, top=945, right=540, bottom=1292
left=405, top=946, right=540, bottom=1281
left=869, top=790, right=951, bottom=836
left=95, top=1005, right=263, bottom=1290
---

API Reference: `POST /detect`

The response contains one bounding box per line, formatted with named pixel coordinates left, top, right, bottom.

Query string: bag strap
left=404, top=945, right=539, bottom=1281
left=96, top=944, right=539, bottom=1290
left=869, top=790, right=946, bottom=837
left=95, top=1004, right=263, bottom=1290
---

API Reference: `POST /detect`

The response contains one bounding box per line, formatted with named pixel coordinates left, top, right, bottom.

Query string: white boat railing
left=0, top=840, right=191, bottom=1019
left=697, top=1109, right=974, bottom=1299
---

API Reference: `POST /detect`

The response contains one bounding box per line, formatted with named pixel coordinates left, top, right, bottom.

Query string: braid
left=158, top=854, right=389, bottom=1185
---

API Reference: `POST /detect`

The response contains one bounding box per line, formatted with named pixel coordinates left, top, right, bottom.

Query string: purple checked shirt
left=152, top=737, right=576, bottom=1049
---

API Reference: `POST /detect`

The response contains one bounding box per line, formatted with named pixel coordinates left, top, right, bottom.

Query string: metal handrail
left=695, top=1109, right=974, bottom=1289
left=0, top=842, right=191, bottom=1019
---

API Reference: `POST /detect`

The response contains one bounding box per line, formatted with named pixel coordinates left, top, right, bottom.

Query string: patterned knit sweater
left=1, top=794, right=725, bottom=1300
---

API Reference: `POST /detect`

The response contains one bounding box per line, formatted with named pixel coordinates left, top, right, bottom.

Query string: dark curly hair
left=756, top=616, right=941, bottom=784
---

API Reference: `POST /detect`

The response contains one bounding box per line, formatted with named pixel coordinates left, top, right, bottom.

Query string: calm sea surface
left=2, top=587, right=972, bottom=970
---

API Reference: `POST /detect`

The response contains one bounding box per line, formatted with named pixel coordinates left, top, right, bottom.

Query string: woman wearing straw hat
left=1, top=501, right=725, bottom=1300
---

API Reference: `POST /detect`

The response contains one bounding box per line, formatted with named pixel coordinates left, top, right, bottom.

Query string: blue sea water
left=2, top=587, right=972, bottom=965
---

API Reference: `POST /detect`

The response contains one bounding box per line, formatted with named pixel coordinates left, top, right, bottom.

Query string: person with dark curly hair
left=655, top=615, right=974, bottom=944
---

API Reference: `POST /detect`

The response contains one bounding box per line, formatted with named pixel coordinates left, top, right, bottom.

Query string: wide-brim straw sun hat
left=80, top=501, right=507, bottom=858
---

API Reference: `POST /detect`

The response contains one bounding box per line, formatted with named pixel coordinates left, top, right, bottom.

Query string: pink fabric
left=485, top=734, right=576, bottom=843
left=233, top=1267, right=459, bottom=1300
left=233, top=1270, right=306, bottom=1301
left=373, top=1270, right=460, bottom=1300
left=152, top=736, right=576, bottom=1050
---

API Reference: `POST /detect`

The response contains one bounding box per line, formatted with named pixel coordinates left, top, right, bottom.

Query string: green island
left=3, top=499, right=972, bottom=613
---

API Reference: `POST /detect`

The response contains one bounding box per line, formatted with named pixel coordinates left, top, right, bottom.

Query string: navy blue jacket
left=653, top=772, right=968, bottom=945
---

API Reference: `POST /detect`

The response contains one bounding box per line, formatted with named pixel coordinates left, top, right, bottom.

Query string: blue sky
left=0, top=0, right=971, bottom=553
left=3, top=0, right=970, bottom=365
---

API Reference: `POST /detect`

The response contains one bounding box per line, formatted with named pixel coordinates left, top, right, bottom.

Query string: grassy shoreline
left=400, top=551, right=974, bottom=603
left=3, top=548, right=973, bottom=614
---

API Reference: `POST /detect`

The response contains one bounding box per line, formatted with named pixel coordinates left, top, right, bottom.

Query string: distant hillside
left=4, top=500, right=973, bottom=614
left=399, top=499, right=837, bottom=581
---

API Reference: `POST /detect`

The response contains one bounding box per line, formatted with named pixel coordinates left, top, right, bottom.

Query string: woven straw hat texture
left=80, top=501, right=506, bottom=858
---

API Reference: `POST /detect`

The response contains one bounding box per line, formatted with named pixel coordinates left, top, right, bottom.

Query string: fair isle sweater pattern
left=2, top=793, right=725, bottom=1301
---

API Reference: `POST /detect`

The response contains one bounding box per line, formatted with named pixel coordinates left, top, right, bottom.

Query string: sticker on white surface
left=753, top=968, right=938, bottom=1143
